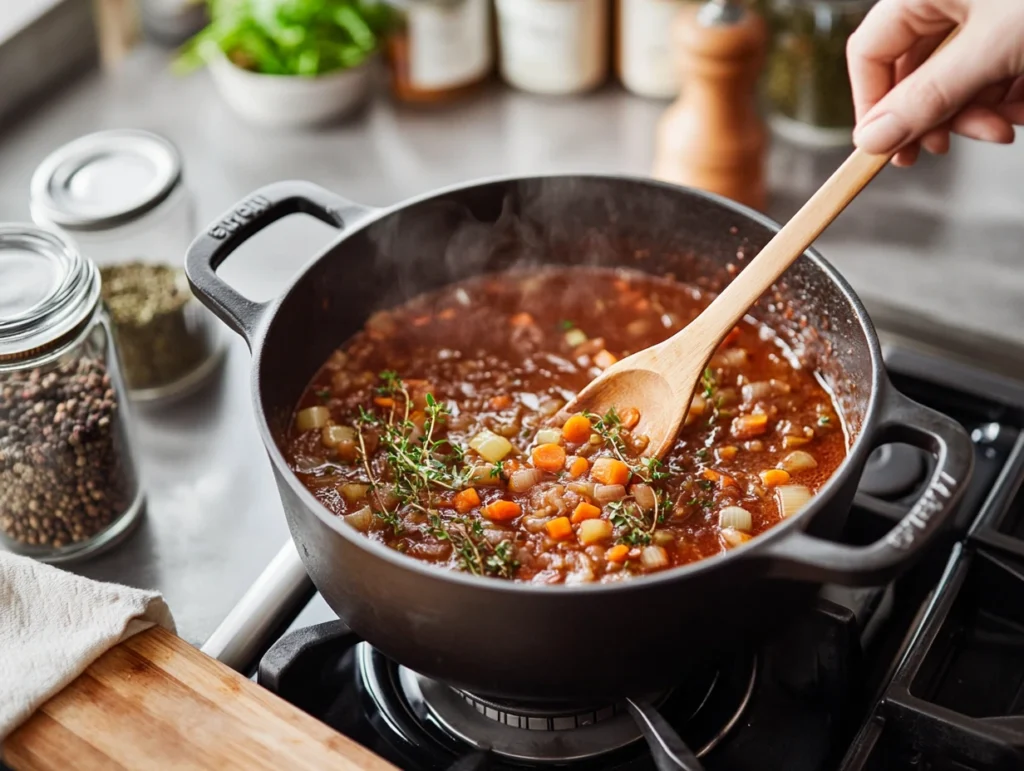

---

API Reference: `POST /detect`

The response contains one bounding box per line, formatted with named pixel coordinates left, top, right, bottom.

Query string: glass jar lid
left=0, top=224, right=100, bottom=362
left=30, top=129, right=183, bottom=232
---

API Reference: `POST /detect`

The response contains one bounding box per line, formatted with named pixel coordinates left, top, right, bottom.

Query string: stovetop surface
left=253, top=346, right=1024, bottom=770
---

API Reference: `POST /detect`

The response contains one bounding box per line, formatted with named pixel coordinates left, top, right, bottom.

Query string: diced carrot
left=568, top=456, right=589, bottom=478
left=532, top=443, right=567, bottom=472
left=409, top=410, right=426, bottom=428
left=453, top=488, right=481, bottom=513
left=731, top=413, right=768, bottom=439
left=438, top=308, right=457, bottom=320
left=571, top=501, right=602, bottom=523
left=562, top=414, right=593, bottom=444
left=594, top=350, right=618, bottom=370
left=606, top=544, right=630, bottom=563
left=618, top=407, right=641, bottom=430
left=702, top=468, right=738, bottom=488
left=484, top=500, right=522, bottom=521
left=546, top=516, right=572, bottom=539
left=510, top=312, right=534, bottom=326
left=489, top=395, right=513, bottom=410
left=592, top=457, right=631, bottom=486
left=721, top=326, right=742, bottom=347
left=760, top=469, right=791, bottom=487
left=717, top=445, right=738, bottom=461
left=374, top=397, right=395, bottom=408
left=412, top=315, right=431, bottom=327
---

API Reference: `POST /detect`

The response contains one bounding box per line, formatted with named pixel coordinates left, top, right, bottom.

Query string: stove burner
left=859, top=442, right=927, bottom=499
left=353, top=642, right=758, bottom=765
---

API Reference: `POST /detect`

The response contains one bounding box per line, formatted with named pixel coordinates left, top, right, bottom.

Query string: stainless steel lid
left=0, top=224, right=100, bottom=362
left=30, top=129, right=183, bottom=231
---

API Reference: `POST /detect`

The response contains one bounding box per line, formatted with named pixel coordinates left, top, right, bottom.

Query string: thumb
left=853, top=25, right=1006, bottom=154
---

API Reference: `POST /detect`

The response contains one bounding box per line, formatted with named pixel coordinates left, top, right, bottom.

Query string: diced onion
left=783, top=435, right=811, bottom=448
left=321, top=425, right=357, bottom=448
left=685, top=395, right=706, bottom=426
left=295, top=406, right=330, bottom=431
left=776, top=485, right=813, bottom=518
left=721, top=528, right=752, bottom=548
left=535, top=428, right=563, bottom=445
left=470, top=430, right=513, bottom=463
left=468, top=465, right=503, bottom=486
left=780, top=450, right=818, bottom=473
left=741, top=381, right=773, bottom=403
left=343, top=506, right=373, bottom=532
left=718, top=506, right=753, bottom=532
left=715, top=348, right=749, bottom=368
left=595, top=484, right=627, bottom=504
left=653, top=530, right=676, bottom=546
left=565, top=328, right=588, bottom=347
left=578, top=519, right=613, bottom=545
left=631, top=484, right=657, bottom=511
left=640, top=545, right=669, bottom=569
left=508, top=468, right=545, bottom=493
left=568, top=481, right=596, bottom=499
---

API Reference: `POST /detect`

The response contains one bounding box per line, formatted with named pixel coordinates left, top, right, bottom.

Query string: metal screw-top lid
left=30, top=129, right=182, bottom=231
left=0, top=224, right=100, bottom=362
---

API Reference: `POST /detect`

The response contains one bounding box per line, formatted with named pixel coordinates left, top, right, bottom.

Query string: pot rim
left=249, top=172, right=885, bottom=596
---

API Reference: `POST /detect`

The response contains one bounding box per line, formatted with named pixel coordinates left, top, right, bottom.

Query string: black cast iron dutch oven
left=186, top=175, right=973, bottom=703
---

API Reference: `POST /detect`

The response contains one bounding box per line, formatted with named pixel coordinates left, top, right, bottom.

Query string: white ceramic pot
left=208, top=51, right=375, bottom=128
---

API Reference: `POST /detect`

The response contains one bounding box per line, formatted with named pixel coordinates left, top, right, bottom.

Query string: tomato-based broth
left=284, top=267, right=847, bottom=584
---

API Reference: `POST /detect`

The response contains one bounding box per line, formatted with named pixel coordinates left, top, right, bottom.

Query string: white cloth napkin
left=0, top=551, right=175, bottom=740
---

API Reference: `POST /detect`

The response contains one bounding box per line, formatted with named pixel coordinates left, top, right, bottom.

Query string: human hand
left=846, top=0, right=1024, bottom=166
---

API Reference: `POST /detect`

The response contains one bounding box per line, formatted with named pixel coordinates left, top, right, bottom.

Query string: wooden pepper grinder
left=652, top=0, right=768, bottom=211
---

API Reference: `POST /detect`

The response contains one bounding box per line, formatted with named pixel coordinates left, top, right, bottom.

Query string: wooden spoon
left=563, top=148, right=892, bottom=460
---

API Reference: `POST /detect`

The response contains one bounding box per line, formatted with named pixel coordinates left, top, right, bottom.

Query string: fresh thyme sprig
left=428, top=512, right=519, bottom=578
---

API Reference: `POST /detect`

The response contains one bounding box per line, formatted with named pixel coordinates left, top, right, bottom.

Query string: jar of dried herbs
left=0, top=224, right=144, bottom=562
left=764, top=0, right=873, bottom=146
left=30, top=129, right=224, bottom=401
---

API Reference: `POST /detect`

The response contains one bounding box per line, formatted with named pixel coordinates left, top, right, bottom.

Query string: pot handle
left=760, top=382, right=974, bottom=586
left=185, top=180, right=371, bottom=345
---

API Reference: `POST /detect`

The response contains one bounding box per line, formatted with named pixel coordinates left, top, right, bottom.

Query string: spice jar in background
left=30, top=129, right=224, bottom=402
left=0, top=224, right=144, bottom=562
left=616, top=0, right=687, bottom=99
left=495, top=0, right=610, bottom=95
left=384, top=0, right=493, bottom=103
left=764, top=0, right=872, bottom=146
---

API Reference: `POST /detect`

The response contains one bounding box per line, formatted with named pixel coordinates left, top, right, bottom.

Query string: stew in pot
left=284, top=267, right=847, bottom=584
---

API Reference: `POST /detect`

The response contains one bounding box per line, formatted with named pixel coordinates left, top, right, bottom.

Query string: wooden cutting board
left=2, top=626, right=397, bottom=771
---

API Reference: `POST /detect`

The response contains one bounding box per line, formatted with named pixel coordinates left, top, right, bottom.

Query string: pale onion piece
left=340, top=483, right=370, bottom=503
left=776, top=485, right=813, bottom=518
left=578, top=519, right=613, bottom=545
left=718, top=506, right=753, bottom=532
left=564, top=328, right=588, bottom=347
left=535, top=428, right=563, bottom=446
left=594, top=484, right=627, bottom=504
left=567, top=481, right=596, bottom=499
left=469, top=430, right=513, bottom=463
left=741, top=381, right=773, bottom=403
left=508, top=468, right=545, bottom=493
left=566, top=553, right=595, bottom=584
left=714, top=348, right=748, bottom=368
left=783, top=435, right=812, bottom=448
left=468, top=465, right=503, bottom=486
left=780, top=450, right=818, bottom=473
left=295, top=406, right=330, bottom=431
left=640, top=545, right=669, bottom=569
left=321, top=424, right=357, bottom=448
left=343, top=506, right=373, bottom=532
left=721, top=527, right=752, bottom=548
left=631, top=484, right=657, bottom=511
left=685, top=395, right=707, bottom=426
left=653, top=530, right=676, bottom=546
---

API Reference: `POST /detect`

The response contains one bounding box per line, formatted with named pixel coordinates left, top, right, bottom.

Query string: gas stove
left=203, top=344, right=1024, bottom=771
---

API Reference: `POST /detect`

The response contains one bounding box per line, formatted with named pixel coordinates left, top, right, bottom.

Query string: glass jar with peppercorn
left=764, top=0, right=873, bottom=146
left=383, top=0, right=494, bottom=103
left=30, top=129, right=225, bottom=403
left=0, top=224, right=144, bottom=562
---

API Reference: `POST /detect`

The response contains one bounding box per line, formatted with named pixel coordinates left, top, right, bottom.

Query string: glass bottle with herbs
left=0, top=225, right=144, bottom=562
left=764, top=0, right=873, bottom=146
left=30, top=129, right=224, bottom=402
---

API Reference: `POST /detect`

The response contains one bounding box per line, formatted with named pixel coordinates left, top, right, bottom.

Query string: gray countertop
left=0, top=45, right=1022, bottom=645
